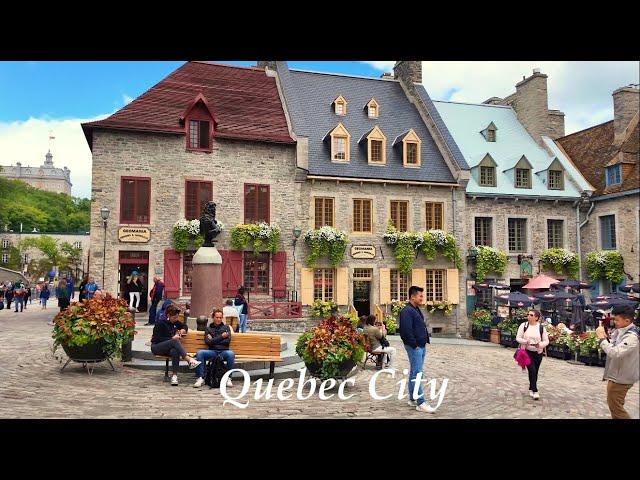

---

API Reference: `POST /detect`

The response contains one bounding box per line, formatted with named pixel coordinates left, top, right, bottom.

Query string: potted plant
left=310, top=299, right=338, bottom=319
left=52, top=293, right=136, bottom=363
left=546, top=325, right=574, bottom=360
left=497, top=319, right=518, bottom=347
left=295, top=315, right=366, bottom=380
left=572, top=331, right=606, bottom=366
left=471, top=309, right=492, bottom=341
left=426, top=300, right=454, bottom=315
left=383, top=315, right=398, bottom=335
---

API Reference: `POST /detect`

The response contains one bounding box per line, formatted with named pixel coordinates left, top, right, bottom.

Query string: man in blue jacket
left=399, top=285, right=432, bottom=413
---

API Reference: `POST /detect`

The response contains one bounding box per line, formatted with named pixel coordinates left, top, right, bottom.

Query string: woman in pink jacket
left=516, top=310, right=550, bottom=400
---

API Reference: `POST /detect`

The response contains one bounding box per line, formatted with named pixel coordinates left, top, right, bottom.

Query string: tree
left=19, top=236, right=70, bottom=279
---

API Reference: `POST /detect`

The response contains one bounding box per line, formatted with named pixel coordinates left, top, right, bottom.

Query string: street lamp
left=292, top=227, right=302, bottom=302
left=100, top=207, right=110, bottom=289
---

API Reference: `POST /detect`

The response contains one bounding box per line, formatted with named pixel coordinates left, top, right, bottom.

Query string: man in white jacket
left=596, top=305, right=639, bottom=419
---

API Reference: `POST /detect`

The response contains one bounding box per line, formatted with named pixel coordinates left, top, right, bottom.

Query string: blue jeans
left=195, top=349, right=235, bottom=378
left=404, top=344, right=427, bottom=405
left=239, top=314, right=248, bottom=333
left=14, top=297, right=24, bottom=312
left=148, top=301, right=159, bottom=324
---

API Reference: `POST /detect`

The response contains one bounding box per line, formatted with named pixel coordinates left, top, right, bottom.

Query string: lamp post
left=99, top=207, right=110, bottom=290
left=292, top=227, right=302, bottom=302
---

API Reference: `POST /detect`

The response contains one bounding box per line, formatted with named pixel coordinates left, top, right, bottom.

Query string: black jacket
left=399, top=303, right=430, bottom=349
left=204, top=323, right=231, bottom=351
left=151, top=318, right=188, bottom=344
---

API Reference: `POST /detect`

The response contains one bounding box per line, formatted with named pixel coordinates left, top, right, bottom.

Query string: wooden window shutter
left=335, top=267, right=348, bottom=305
left=411, top=268, right=426, bottom=291
left=446, top=268, right=459, bottom=304
left=258, top=185, right=270, bottom=223
left=300, top=268, right=315, bottom=305
left=244, top=184, right=256, bottom=223
left=185, top=181, right=197, bottom=220
left=379, top=268, right=391, bottom=305
left=163, top=249, right=181, bottom=299
left=220, top=250, right=244, bottom=297
left=271, top=252, right=287, bottom=297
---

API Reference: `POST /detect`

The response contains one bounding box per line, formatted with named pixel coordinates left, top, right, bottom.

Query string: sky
left=0, top=60, right=637, bottom=199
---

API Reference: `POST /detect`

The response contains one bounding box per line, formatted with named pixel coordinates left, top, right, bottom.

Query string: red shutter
left=185, top=181, right=197, bottom=220
left=164, top=249, right=181, bottom=299
left=244, top=184, right=256, bottom=223
left=220, top=250, right=244, bottom=297
left=258, top=185, right=270, bottom=223
left=272, top=251, right=287, bottom=298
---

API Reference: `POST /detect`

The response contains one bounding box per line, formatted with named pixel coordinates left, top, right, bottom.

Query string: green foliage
left=310, top=299, right=338, bottom=318
left=295, top=316, right=366, bottom=380
left=230, top=223, right=280, bottom=254
left=342, top=311, right=359, bottom=328
left=303, top=227, right=348, bottom=267
left=420, top=230, right=463, bottom=269
left=474, top=246, right=507, bottom=282
left=426, top=300, right=454, bottom=315
left=172, top=219, right=206, bottom=253
left=471, top=309, right=492, bottom=328
left=566, top=331, right=602, bottom=355
left=585, top=251, right=625, bottom=284
left=19, top=235, right=80, bottom=277
left=0, top=177, right=89, bottom=233
left=52, top=293, right=137, bottom=359
left=171, top=227, right=190, bottom=253
left=496, top=317, right=518, bottom=334
left=390, top=300, right=405, bottom=320
left=540, top=248, right=579, bottom=279
left=383, top=315, right=398, bottom=334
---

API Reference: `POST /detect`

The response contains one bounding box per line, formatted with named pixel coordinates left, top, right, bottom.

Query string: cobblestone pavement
left=1, top=306, right=638, bottom=419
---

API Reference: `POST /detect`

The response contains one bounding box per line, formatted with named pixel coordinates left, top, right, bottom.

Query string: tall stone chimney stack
left=393, top=61, right=422, bottom=84
left=612, top=84, right=639, bottom=145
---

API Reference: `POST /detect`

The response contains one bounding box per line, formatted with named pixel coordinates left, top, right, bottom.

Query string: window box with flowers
left=584, top=251, right=625, bottom=285
left=426, top=300, right=454, bottom=315
left=473, top=245, right=508, bottom=283
left=567, top=331, right=606, bottom=366
left=303, top=226, right=348, bottom=267
left=172, top=219, right=211, bottom=253
left=540, top=248, right=579, bottom=279
left=230, top=222, right=280, bottom=254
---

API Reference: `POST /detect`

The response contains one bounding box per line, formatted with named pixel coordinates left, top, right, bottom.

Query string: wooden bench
left=155, top=331, right=282, bottom=380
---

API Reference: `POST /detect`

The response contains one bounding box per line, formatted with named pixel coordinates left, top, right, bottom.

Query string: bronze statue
left=200, top=201, right=222, bottom=247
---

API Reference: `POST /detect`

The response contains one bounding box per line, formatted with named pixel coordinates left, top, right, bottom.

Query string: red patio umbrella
left=522, top=274, right=559, bottom=290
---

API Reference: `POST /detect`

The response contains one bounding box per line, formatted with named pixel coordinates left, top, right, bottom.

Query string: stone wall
left=89, top=129, right=297, bottom=298
left=579, top=193, right=640, bottom=293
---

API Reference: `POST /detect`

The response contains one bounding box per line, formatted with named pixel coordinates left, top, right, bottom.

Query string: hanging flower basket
left=172, top=219, right=213, bottom=253
left=303, top=226, right=348, bottom=267
left=540, top=248, right=579, bottom=279
left=230, top=222, right=280, bottom=254
left=474, top=246, right=508, bottom=283
left=585, top=251, right=625, bottom=284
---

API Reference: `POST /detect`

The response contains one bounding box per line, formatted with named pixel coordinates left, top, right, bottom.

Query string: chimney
left=508, top=68, right=554, bottom=144
left=612, top=84, right=639, bottom=145
left=256, top=61, right=277, bottom=71
left=380, top=72, right=394, bottom=80
left=393, top=61, right=422, bottom=84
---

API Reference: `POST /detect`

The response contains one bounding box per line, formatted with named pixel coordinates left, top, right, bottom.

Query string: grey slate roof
left=277, top=67, right=461, bottom=183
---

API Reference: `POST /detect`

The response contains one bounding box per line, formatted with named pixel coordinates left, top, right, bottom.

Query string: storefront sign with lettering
left=118, top=227, right=151, bottom=243
left=350, top=245, right=376, bottom=259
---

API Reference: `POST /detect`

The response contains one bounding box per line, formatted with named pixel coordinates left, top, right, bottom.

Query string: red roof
left=82, top=62, right=295, bottom=148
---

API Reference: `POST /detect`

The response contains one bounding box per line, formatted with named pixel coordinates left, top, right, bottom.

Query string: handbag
left=513, top=346, right=531, bottom=370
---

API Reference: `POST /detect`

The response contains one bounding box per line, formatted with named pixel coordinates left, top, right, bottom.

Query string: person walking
left=56, top=278, right=71, bottom=312
left=234, top=287, right=249, bottom=333
left=13, top=284, right=25, bottom=313
left=150, top=304, right=201, bottom=386
left=23, top=284, right=30, bottom=309
left=40, top=283, right=50, bottom=309
left=78, top=274, right=89, bottom=302
left=67, top=276, right=74, bottom=300
left=125, top=271, right=143, bottom=312
left=515, top=310, right=550, bottom=400
left=145, top=277, right=164, bottom=326
left=596, top=305, right=639, bottom=419
left=398, top=285, right=433, bottom=413
left=5, top=283, right=13, bottom=310
left=84, top=276, right=98, bottom=300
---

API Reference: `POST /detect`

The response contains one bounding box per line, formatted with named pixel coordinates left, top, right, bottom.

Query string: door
left=118, top=251, right=149, bottom=312
left=353, top=268, right=372, bottom=318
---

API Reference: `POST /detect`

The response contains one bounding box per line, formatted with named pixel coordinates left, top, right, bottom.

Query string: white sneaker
left=171, top=375, right=178, bottom=386
left=189, top=360, right=201, bottom=370
left=226, top=379, right=233, bottom=388
left=47, top=321, right=55, bottom=326
left=193, top=377, right=205, bottom=388
left=532, top=392, right=540, bottom=400
left=407, top=399, right=417, bottom=407
left=416, top=403, right=436, bottom=414
left=529, top=390, right=534, bottom=398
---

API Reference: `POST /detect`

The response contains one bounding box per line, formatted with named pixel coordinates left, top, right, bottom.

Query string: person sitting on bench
left=193, top=309, right=235, bottom=388
left=364, top=314, right=396, bottom=368
left=150, top=304, right=200, bottom=386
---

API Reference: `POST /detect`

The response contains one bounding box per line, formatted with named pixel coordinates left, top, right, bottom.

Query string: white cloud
left=361, top=61, right=395, bottom=72
left=0, top=114, right=110, bottom=199
left=363, top=61, right=640, bottom=134
left=123, top=94, right=134, bottom=105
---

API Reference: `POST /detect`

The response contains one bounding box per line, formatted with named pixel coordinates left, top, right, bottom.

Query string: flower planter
left=304, top=359, right=357, bottom=379
left=61, top=340, right=109, bottom=362
left=481, top=325, right=491, bottom=342
left=578, top=351, right=606, bottom=367
left=499, top=331, right=519, bottom=348
left=490, top=328, right=501, bottom=344
left=547, top=344, right=572, bottom=360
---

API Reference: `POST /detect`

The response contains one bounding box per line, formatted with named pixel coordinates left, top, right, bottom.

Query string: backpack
left=204, top=355, right=228, bottom=388
left=523, top=322, right=544, bottom=337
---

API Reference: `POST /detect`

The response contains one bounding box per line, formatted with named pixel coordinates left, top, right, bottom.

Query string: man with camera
left=596, top=305, right=639, bottom=419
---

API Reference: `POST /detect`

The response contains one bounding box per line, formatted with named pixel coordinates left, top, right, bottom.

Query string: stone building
left=0, top=150, right=72, bottom=195
left=269, top=61, right=471, bottom=335
left=555, top=84, right=639, bottom=293
left=434, top=69, right=594, bottom=310
left=82, top=62, right=297, bottom=313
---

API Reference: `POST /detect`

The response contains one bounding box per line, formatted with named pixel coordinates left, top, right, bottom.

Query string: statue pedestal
left=189, top=246, right=222, bottom=320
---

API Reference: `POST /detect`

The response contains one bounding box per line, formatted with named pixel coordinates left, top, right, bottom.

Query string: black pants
left=151, top=339, right=187, bottom=373
left=526, top=350, right=543, bottom=392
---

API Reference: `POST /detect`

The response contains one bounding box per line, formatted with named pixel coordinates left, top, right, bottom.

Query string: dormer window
left=366, top=98, right=379, bottom=118
left=396, top=129, right=422, bottom=167
left=605, top=165, right=622, bottom=186
left=364, top=126, right=387, bottom=165
left=328, top=123, right=351, bottom=162
left=182, top=93, right=216, bottom=153
left=189, top=120, right=210, bottom=150
left=515, top=168, right=531, bottom=188
left=481, top=122, right=498, bottom=142
left=548, top=169, right=564, bottom=190
left=478, top=154, right=497, bottom=187
left=333, top=95, right=347, bottom=116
